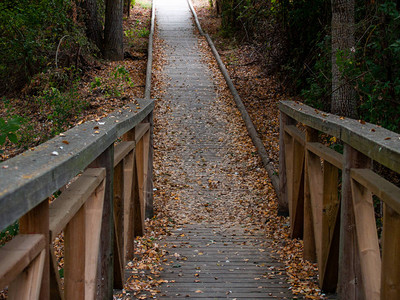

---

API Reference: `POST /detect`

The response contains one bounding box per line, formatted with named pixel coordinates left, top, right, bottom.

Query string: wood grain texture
left=0, top=99, right=154, bottom=231
left=279, top=101, right=400, bottom=174
left=19, top=200, right=50, bottom=300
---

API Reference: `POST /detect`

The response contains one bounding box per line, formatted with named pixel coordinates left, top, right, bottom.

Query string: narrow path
left=152, top=0, right=292, bottom=298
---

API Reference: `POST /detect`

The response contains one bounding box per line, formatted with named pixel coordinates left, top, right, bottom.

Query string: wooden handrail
left=0, top=99, right=154, bottom=231
left=0, top=98, right=154, bottom=299
left=279, top=100, right=400, bottom=173
left=279, top=100, right=400, bottom=299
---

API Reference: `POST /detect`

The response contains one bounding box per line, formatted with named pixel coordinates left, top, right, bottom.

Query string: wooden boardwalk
left=140, top=0, right=293, bottom=298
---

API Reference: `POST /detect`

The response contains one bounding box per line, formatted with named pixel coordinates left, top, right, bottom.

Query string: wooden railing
left=0, top=99, right=154, bottom=299
left=279, top=101, right=400, bottom=299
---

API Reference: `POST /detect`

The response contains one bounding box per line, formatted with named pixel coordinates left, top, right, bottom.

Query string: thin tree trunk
left=82, top=0, right=103, bottom=51
left=103, top=0, right=124, bottom=60
left=331, top=0, right=357, bottom=118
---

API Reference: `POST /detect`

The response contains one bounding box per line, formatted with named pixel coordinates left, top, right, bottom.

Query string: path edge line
left=186, top=0, right=281, bottom=201
left=145, top=0, right=156, bottom=99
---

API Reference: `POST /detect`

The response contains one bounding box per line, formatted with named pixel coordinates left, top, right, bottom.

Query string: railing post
left=19, top=200, right=50, bottom=300
left=90, top=145, right=114, bottom=300
left=145, top=111, right=154, bottom=219
left=303, top=126, right=318, bottom=262
left=381, top=205, right=400, bottom=299
left=338, top=144, right=371, bottom=300
left=279, top=111, right=295, bottom=216
left=122, top=129, right=136, bottom=261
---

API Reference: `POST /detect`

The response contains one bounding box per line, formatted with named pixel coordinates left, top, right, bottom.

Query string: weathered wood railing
left=0, top=98, right=154, bottom=299
left=279, top=100, right=400, bottom=299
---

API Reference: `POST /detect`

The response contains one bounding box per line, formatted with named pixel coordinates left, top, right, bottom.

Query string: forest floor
left=0, top=0, right=152, bottom=162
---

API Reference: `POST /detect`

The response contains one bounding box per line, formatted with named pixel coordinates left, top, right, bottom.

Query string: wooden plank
left=307, top=142, right=343, bottom=170
left=320, top=162, right=340, bottom=292
left=113, top=162, right=124, bottom=289
left=303, top=126, right=318, bottom=262
left=114, top=141, right=135, bottom=167
left=142, top=129, right=151, bottom=219
left=85, top=178, right=105, bottom=300
left=133, top=155, right=144, bottom=237
left=381, top=205, right=400, bottom=299
left=306, top=150, right=323, bottom=261
left=136, top=137, right=147, bottom=222
left=0, top=234, right=45, bottom=289
left=284, top=125, right=305, bottom=146
left=350, top=168, right=400, bottom=214
left=49, top=168, right=106, bottom=240
left=279, top=100, right=400, bottom=175
left=8, top=249, right=46, bottom=300
left=64, top=205, right=85, bottom=300
left=135, top=123, right=150, bottom=143
left=278, top=112, right=295, bottom=215
left=351, top=179, right=381, bottom=300
left=89, top=145, right=115, bottom=300
left=123, top=151, right=135, bottom=261
left=0, top=98, right=154, bottom=231
left=145, top=112, right=154, bottom=219
left=290, top=139, right=305, bottom=239
left=19, top=200, right=50, bottom=300
left=338, top=145, right=370, bottom=300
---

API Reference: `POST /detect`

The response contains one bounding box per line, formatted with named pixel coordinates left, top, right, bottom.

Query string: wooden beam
left=85, top=179, right=105, bottom=300
left=303, top=126, right=318, bottom=262
left=284, top=125, right=305, bottom=146
left=279, top=101, right=400, bottom=175
left=0, top=99, right=154, bottom=232
left=320, top=162, right=340, bottom=291
left=351, top=179, right=381, bottom=300
left=307, top=142, right=343, bottom=170
left=113, top=162, right=124, bottom=289
left=19, top=200, right=50, bottom=300
left=290, top=139, right=305, bottom=239
left=306, top=150, right=324, bottom=261
left=350, top=168, right=400, bottom=215
left=279, top=112, right=295, bottom=215
left=114, top=141, right=135, bottom=167
left=381, top=205, right=400, bottom=299
left=49, top=168, right=106, bottom=240
left=338, top=145, right=370, bottom=300
left=64, top=206, right=85, bottom=300
left=123, top=150, right=135, bottom=261
left=89, top=145, right=115, bottom=300
left=135, top=123, right=150, bottom=143
left=0, top=234, right=45, bottom=289
left=145, top=112, right=154, bottom=219
left=8, top=249, right=46, bottom=300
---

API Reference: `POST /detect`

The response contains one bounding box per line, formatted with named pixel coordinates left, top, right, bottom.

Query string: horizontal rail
left=351, top=168, right=400, bottom=214
left=0, top=99, right=154, bottom=231
left=279, top=100, right=400, bottom=174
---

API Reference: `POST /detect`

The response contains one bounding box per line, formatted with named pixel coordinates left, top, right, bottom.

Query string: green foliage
left=91, top=77, right=102, bottom=90
left=37, top=85, right=89, bottom=134
left=124, top=21, right=150, bottom=47
left=0, top=116, right=24, bottom=146
left=0, top=0, right=90, bottom=93
left=0, top=222, right=19, bottom=246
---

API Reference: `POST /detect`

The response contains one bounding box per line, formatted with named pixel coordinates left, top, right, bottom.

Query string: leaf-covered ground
left=117, top=1, right=333, bottom=299
left=0, top=0, right=151, bottom=162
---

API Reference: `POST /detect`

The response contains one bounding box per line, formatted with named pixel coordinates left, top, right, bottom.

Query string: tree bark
left=82, top=0, right=103, bottom=51
left=103, top=0, right=124, bottom=60
left=331, top=0, right=357, bottom=118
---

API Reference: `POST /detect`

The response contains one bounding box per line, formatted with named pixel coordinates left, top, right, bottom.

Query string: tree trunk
left=331, top=0, right=357, bottom=118
left=82, top=0, right=103, bottom=51
left=103, top=0, right=124, bottom=60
